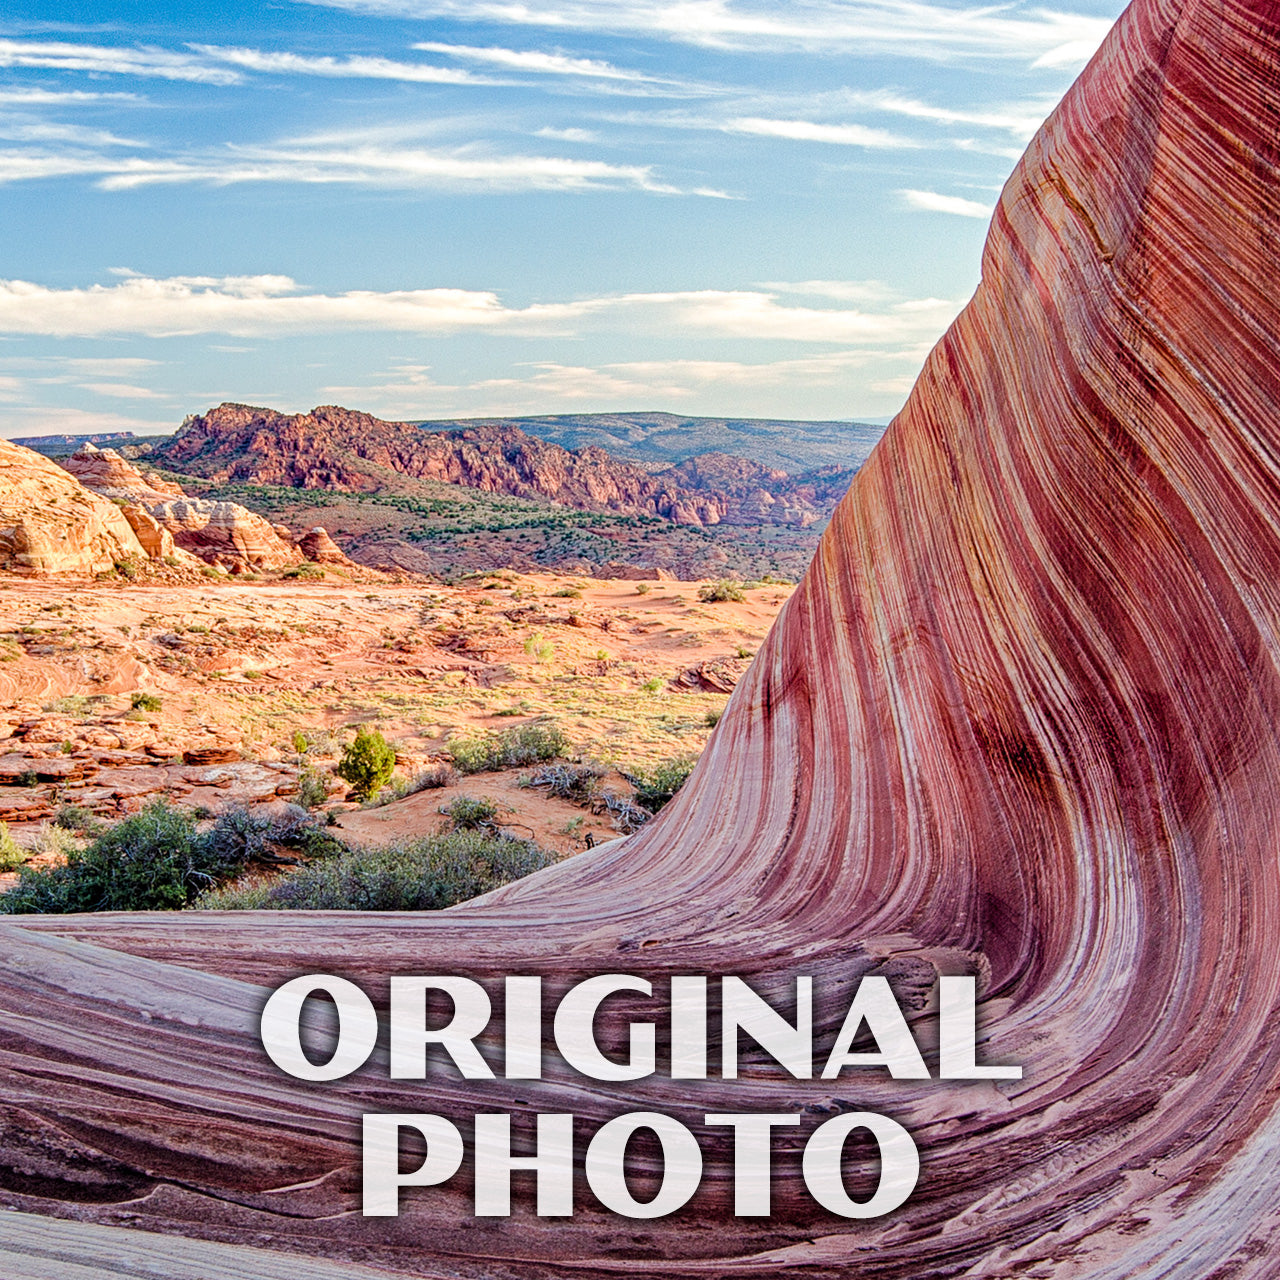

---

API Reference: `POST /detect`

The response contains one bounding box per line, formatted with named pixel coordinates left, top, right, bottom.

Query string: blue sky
left=0, top=0, right=1124, bottom=438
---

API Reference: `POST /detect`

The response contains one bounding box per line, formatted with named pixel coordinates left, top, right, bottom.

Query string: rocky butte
left=3, top=0, right=1280, bottom=1275
left=157, top=401, right=854, bottom=529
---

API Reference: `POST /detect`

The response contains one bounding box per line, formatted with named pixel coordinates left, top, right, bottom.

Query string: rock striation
left=5, top=0, right=1280, bottom=1276
left=61, top=445, right=304, bottom=572
left=0, top=439, right=147, bottom=575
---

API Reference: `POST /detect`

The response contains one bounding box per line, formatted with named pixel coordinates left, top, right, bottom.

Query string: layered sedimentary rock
left=0, top=439, right=147, bottom=574
left=5, top=0, right=1280, bottom=1275
left=59, top=444, right=182, bottom=502
left=297, top=525, right=349, bottom=564
left=61, top=445, right=301, bottom=571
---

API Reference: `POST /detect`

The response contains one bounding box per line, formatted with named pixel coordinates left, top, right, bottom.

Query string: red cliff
left=5, top=0, right=1280, bottom=1275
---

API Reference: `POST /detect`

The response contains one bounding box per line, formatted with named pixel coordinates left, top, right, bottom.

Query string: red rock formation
left=297, top=526, right=349, bottom=564
left=60, top=444, right=182, bottom=502
left=158, top=403, right=846, bottom=529
left=61, top=445, right=301, bottom=571
left=5, top=0, right=1280, bottom=1275
left=0, top=439, right=147, bottom=574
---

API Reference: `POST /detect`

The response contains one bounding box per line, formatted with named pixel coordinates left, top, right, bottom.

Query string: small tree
left=336, top=727, right=397, bottom=800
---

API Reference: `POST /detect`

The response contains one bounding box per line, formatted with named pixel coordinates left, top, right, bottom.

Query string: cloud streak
left=899, top=187, right=994, bottom=217
left=294, top=0, right=1114, bottom=66
left=0, top=273, right=965, bottom=343
left=0, top=38, right=243, bottom=84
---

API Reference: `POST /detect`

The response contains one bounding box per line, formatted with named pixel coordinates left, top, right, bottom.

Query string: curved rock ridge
left=0, top=439, right=146, bottom=575
left=5, top=0, right=1280, bottom=1275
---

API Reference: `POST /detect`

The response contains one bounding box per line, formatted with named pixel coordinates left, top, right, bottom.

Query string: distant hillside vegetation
left=410, top=411, right=886, bottom=473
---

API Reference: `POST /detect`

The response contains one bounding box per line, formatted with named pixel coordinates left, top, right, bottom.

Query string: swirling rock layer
left=6, top=0, right=1280, bottom=1275
left=0, top=440, right=146, bottom=575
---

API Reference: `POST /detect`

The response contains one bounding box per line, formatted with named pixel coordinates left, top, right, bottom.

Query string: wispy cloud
left=413, top=41, right=661, bottom=83
left=0, top=138, right=691, bottom=193
left=899, top=187, right=993, bottom=217
left=841, top=88, right=1059, bottom=140
left=189, top=44, right=501, bottom=85
left=0, top=86, right=141, bottom=104
left=0, top=38, right=242, bottom=84
left=0, top=272, right=964, bottom=343
left=724, top=116, right=915, bottom=149
left=296, top=0, right=1114, bottom=67
left=322, top=346, right=934, bottom=417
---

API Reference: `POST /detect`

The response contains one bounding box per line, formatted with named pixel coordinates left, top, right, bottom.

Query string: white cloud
left=899, top=188, right=993, bottom=218
left=0, top=272, right=965, bottom=343
left=0, top=38, right=242, bottom=84
left=535, top=125, right=597, bottom=141
left=0, top=140, right=685, bottom=194
left=0, top=86, right=140, bottom=104
left=76, top=381, right=167, bottom=399
left=413, top=41, right=661, bottom=82
left=322, top=346, right=935, bottom=417
left=843, top=88, right=1059, bottom=140
left=296, top=0, right=1114, bottom=66
left=724, top=116, right=915, bottom=149
left=189, top=45, right=500, bottom=85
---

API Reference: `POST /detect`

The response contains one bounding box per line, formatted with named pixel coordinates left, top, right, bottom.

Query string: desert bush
left=295, top=767, right=329, bottom=809
left=623, top=753, right=699, bottom=814
left=0, top=800, right=241, bottom=913
left=53, top=802, right=101, bottom=834
left=441, top=795, right=499, bottom=830
left=130, top=692, right=163, bottom=712
left=698, top=580, right=746, bottom=603
left=640, top=676, right=665, bottom=695
left=406, top=762, right=456, bottom=792
left=283, top=562, right=325, bottom=580
left=194, top=831, right=553, bottom=911
left=336, top=726, right=397, bottom=799
left=0, top=823, right=27, bottom=872
left=704, top=706, right=724, bottom=728
left=523, top=762, right=605, bottom=806
left=448, top=723, right=569, bottom=774
left=523, top=632, right=555, bottom=663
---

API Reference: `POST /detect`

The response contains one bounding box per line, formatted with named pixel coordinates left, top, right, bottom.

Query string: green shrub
left=0, top=800, right=239, bottom=913
left=640, top=675, right=664, bottom=695
left=130, top=692, right=163, bottom=712
left=523, top=632, right=554, bottom=663
left=623, top=753, right=699, bottom=814
left=698, top=580, right=746, bottom=603
left=296, top=767, right=329, bottom=809
left=283, top=562, right=324, bottom=580
left=336, top=727, right=397, bottom=799
left=194, top=831, right=553, bottom=911
left=0, top=823, right=27, bottom=872
left=441, top=795, right=499, bottom=830
left=704, top=706, right=724, bottom=728
left=53, top=803, right=101, bottom=834
left=448, top=723, right=569, bottom=774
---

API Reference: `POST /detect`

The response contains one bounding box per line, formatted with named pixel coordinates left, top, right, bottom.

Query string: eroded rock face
left=63, top=445, right=301, bottom=571
left=297, top=526, right=348, bottom=564
left=0, top=439, right=146, bottom=575
left=4, top=0, right=1280, bottom=1276
left=59, top=445, right=182, bottom=502
left=146, top=497, right=302, bottom=570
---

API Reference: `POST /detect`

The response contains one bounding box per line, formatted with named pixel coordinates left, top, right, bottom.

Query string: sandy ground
left=0, top=570, right=792, bottom=860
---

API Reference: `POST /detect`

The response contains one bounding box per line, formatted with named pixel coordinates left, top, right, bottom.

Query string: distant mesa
left=155, top=402, right=857, bottom=531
